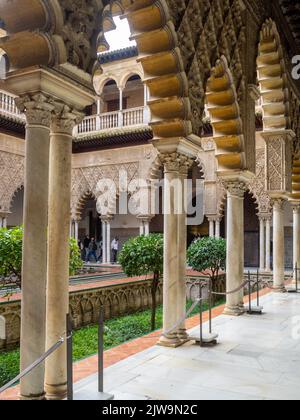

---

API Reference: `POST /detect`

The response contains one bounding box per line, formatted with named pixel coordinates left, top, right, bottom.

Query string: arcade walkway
left=75, top=292, right=300, bottom=400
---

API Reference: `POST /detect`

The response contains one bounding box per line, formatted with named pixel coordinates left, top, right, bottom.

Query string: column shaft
left=259, top=217, right=265, bottom=271
left=215, top=220, right=221, bottom=238
left=106, top=221, right=111, bottom=264
left=159, top=167, right=181, bottom=347
left=272, top=199, right=286, bottom=292
left=265, top=218, right=271, bottom=272
left=102, top=221, right=107, bottom=263
left=20, top=99, right=52, bottom=400
left=224, top=183, right=245, bottom=316
left=74, top=221, right=79, bottom=242
left=177, top=170, right=188, bottom=340
left=293, top=206, right=300, bottom=282
left=209, top=220, right=215, bottom=237
left=45, top=115, right=77, bottom=400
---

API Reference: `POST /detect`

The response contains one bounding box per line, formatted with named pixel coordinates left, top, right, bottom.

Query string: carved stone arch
left=119, top=71, right=144, bottom=90
left=246, top=187, right=260, bottom=216
left=206, top=56, right=246, bottom=173
left=0, top=315, right=5, bottom=341
left=8, top=183, right=24, bottom=213
left=6, top=313, right=20, bottom=345
left=96, top=0, right=193, bottom=142
left=72, top=190, right=96, bottom=220
left=94, top=75, right=121, bottom=96
left=195, top=155, right=207, bottom=181
left=0, top=151, right=25, bottom=213
left=257, top=19, right=290, bottom=131
left=216, top=184, right=227, bottom=219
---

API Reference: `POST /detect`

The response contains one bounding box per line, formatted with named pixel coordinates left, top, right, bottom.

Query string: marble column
left=177, top=164, right=190, bottom=341
left=138, top=216, right=152, bottom=236
left=118, top=87, right=123, bottom=127
left=265, top=216, right=271, bottom=272
left=106, top=219, right=111, bottom=264
left=272, top=199, right=286, bottom=293
left=158, top=155, right=182, bottom=347
left=139, top=219, right=145, bottom=236
left=215, top=219, right=221, bottom=238
left=208, top=218, right=215, bottom=237
left=292, top=204, right=300, bottom=283
left=0, top=214, right=8, bottom=228
left=102, top=218, right=107, bottom=263
left=223, top=181, right=246, bottom=316
left=74, top=220, right=79, bottom=242
left=259, top=215, right=265, bottom=272
left=17, top=94, right=54, bottom=400
left=45, top=108, right=82, bottom=400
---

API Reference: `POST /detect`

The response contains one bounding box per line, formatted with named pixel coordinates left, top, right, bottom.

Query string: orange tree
left=0, top=227, right=83, bottom=291
left=118, top=234, right=163, bottom=331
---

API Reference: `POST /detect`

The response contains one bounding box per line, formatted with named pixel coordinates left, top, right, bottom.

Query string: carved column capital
left=271, top=198, right=286, bottom=212
left=51, top=103, right=84, bottom=135
left=15, top=93, right=55, bottom=127
left=159, top=153, right=194, bottom=175
left=222, top=180, right=247, bottom=198
left=291, top=202, right=300, bottom=213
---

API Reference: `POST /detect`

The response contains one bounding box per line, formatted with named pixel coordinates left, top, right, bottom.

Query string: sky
left=103, top=17, right=136, bottom=52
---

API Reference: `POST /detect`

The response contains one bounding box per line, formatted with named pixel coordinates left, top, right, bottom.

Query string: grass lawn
left=0, top=299, right=223, bottom=389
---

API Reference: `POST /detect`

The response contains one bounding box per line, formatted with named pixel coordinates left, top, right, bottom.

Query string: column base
left=177, top=328, right=189, bottom=341
left=223, top=305, right=245, bottom=316
left=272, top=285, right=287, bottom=293
left=45, top=383, right=67, bottom=401
left=157, top=334, right=185, bottom=348
left=19, top=392, right=46, bottom=401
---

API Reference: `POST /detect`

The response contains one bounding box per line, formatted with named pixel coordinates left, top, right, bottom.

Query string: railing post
left=66, top=314, right=73, bottom=401
left=98, top=307, right=104, bottom=393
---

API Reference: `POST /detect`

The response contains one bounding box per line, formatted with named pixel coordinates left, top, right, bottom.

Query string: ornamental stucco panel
left=0, top=151, right=24, bottom=213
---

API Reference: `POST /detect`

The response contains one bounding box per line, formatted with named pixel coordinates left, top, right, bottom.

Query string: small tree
left=187, top=237, right=226, bottom=291
left=0, top=226, right=23, bottom=288
left=0, top=227, right=83, bottom=291
left=119, top=234, right=163, bottom=331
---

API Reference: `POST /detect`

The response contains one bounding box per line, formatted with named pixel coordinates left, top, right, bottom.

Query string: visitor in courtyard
left=83, top=235, right=90, bottom=260
left=86, top=237, right=98, bottom=263
left=111, top=237, right=119, bottom=264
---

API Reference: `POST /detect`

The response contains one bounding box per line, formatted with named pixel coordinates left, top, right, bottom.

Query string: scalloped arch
left=257, top=19, right=290, bottom=131
left=205, top=56, right=246, bottom=173
left=96, top=0, right=192, bottom=141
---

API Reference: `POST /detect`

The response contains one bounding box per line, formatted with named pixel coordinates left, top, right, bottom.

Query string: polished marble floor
left=74, top=292, right=300, bottom=400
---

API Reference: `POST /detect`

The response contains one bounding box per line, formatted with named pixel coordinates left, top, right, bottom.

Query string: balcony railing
left=0, top=90, right=150, bottom=137
left=74, top=106, right=150, bottom=137
left=0, top=90, right=25, bottom=122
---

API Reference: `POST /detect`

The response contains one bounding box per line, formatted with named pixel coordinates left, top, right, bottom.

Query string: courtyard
left=0, top=0, right=300, bottom=403
left=76, top=292, right=300, bottom=401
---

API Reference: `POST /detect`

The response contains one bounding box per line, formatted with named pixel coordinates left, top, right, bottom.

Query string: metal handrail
left=0, top=335, right=66, bottom=395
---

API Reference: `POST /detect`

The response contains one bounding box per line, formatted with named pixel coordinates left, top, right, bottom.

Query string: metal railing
left=0, top=309, right=110, bottom=400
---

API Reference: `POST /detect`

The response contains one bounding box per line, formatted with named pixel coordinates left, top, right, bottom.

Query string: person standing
left=111, top=237, right=119, bottom=264
left=86, top=237, right=98, bottom=263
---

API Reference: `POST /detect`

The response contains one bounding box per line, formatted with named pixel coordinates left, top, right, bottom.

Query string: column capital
left=15, top=93, right=55, bottom=127
left=137, top=214, right=153, bottom=223
left=159, top=152, right=194, bottom=174
left=101, top=215, right=114, bottom=223
left=290, top=201, right=300, bottom=212
left=271, top=197, right=286, bottom=211
left=222, top=180, right=247, bottom=198
left=51, top=103, right=84, bottom=134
